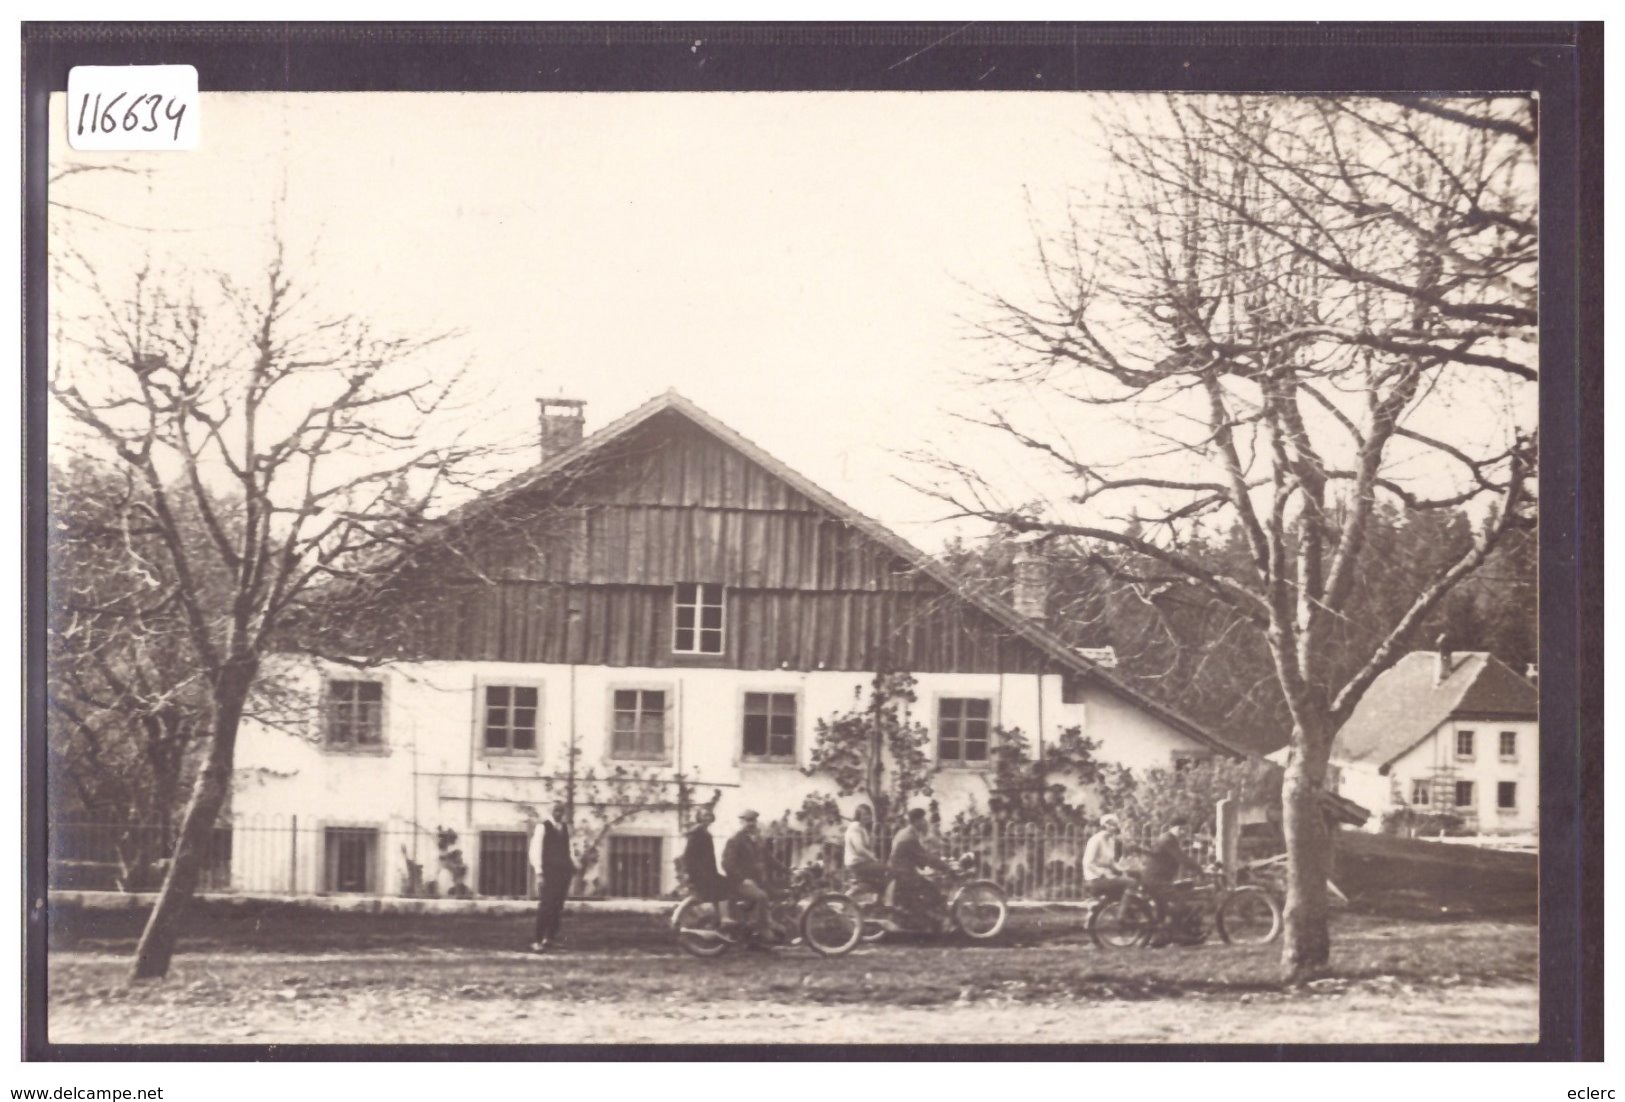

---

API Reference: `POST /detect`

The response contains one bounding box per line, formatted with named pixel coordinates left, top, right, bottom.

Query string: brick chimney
left=1012, top=546, right=1049, bottom=622
left=537, top=398, right=586, bottom=462
left=1435, top=634, right=1454, bottom=684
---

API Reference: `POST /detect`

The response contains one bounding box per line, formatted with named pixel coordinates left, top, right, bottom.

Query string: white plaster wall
left=1329, top=762, right=1400, bottom=832
left=233, top=659, right=1219, bottom=894
left=1386, top=718, right=1539, bottom=834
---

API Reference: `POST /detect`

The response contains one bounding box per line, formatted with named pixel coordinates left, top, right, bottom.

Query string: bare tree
left=913, top=94, right=1536, bottom=980
left=47, top=459, right=212, bottom=887
left=50, top=243, right=492, bottom=979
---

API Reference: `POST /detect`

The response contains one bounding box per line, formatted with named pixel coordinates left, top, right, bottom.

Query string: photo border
left=20, top=20, right=1603, bottom=1062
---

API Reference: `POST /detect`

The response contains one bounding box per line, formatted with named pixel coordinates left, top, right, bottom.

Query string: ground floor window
left=325, top=679, right=385, bottom=747
left=610, top=687, right=668, bottom=761
left=742, top=691, right=797, bottom=761
left=604, top=835, right=663, bottom=898
left=1454, top=781, right=1476, bottom=809
left=483, top=685, right=539, bottom=754
left=1409, top=779, right=1430, bottom=805
left=937, top=697, right=992, bottom=764
left=324, top=827, right=379, bottom=893
left=1497, top=781, right=1518, bottom=811
left=478, top=831, right=534, bottom=897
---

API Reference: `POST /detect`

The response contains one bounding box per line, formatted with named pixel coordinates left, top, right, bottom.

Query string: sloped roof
left=1332, top=651, right=1538, bottom=770
left=438, top=390, right=1241, bottom=757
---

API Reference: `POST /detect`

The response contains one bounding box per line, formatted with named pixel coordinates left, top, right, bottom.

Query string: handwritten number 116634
left=75, top=92, right=187, bottom=142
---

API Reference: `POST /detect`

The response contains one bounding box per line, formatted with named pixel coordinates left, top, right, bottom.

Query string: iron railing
left=49, top=816, right=1216, bottom=902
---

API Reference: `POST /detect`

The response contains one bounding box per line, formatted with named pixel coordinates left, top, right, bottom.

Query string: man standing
left=528, top=802, right=576, bottom=953
left=721, top=809, right=771, bottom=940
left=1082, top=813, right=1136, bottom=902
left=681, top=806, right=733, bottom=924
left=843, top=804, right=885, bottom=892
left=888, top=807, right=950, bottom=918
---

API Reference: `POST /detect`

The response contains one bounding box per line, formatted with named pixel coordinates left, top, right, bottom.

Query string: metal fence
left=49, top=817, right=466, bottom=899
left=49, top=816, right=1252, bottom=903
left=761, top=822, right=1178, bottom=902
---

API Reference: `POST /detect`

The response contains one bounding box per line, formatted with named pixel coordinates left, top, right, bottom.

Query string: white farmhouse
left=1327, top=649, right=1538, bottom=837
left=232, top=392, right=1239, bottom=897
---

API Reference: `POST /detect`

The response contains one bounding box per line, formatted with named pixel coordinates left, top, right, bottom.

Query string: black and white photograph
left=23, top=22, right=1598, bottom=1061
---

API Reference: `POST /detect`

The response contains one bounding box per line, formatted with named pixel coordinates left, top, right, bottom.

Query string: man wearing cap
left=1140, top=816, right=1200, bottom=935
left=888, top=807, right=950, bottom=919
left=1082, top=813, right=1135, bottom=902
left=721, top=809, right=771, bottom=940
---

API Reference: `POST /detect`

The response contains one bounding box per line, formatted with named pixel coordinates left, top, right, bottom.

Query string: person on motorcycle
left=888, top=807, right=951, bottom=919
left=1082, top=813, right=1136, bottom=902
left=1140, top=816, right=1200, bottom=943
left=682, top=806, right=734, bottom=926
left=721, top=809, right=772, bottom=941
left=843, top=804, right=885, bottom=893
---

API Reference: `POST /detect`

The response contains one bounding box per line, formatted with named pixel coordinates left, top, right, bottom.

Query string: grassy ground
left=1334, top=832, right=1539, bottom=921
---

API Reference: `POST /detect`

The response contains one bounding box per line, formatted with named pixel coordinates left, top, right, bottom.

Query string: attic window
left=673, top=583, right=724, bottom=655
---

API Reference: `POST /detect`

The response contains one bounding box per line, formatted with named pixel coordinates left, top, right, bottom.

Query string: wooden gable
left=367, top=407, right=1057, bottom=674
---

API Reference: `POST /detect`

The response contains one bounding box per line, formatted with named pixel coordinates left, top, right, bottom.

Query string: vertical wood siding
left=371, top=411, right=1049, bottom=674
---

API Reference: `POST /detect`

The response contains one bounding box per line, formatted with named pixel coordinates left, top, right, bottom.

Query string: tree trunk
left=1280, top=735, right=1332, bottom=983
left=129, top=660, right=254, bottom=980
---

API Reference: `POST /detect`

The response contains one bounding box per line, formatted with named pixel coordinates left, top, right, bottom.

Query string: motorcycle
left=848, top=853, right=1009, bottom=942
left=1089, top=862, right=1282, bottom=949
left=671, top=863, right=865, bottom=958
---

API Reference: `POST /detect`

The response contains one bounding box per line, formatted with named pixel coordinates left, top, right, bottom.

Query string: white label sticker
left=66, top=65, right=199, bottom=151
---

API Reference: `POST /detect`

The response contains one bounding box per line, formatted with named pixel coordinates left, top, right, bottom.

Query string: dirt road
left=48, top=972, right=1536, bottom=1045
left=48, top=921, right=1539, bottom=1047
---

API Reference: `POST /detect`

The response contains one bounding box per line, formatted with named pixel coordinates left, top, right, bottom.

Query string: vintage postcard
left=26, top=23, right=1593, bottom=1060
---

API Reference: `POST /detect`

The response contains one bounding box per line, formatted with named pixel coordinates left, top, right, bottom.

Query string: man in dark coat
left=721, top=809, right=771, bottom=939
left=888, top=807, right=950, bottom=918
left=528, top=803, right=576, bottom=953
left=1140, top=816, right=1198, bottom=940
left=682, top=806, right=733, bottom=921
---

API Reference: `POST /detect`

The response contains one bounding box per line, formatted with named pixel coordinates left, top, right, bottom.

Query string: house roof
left=439, top=389, right=1243, bottom=758
left=1332, top=651, right=1538, bottom=770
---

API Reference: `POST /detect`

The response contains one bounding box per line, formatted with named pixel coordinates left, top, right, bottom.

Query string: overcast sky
left=50, top=91, right=1116, bottom=550
left=48, top=91, right=1535, bottom=557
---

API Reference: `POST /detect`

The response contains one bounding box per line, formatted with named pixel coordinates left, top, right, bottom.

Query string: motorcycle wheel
left=1091, top=895, right=1154, bottom=949
left=951, top=880, right=1009, bottom=940
left=672, top=896, right=731, bottom=958
left=1216, top=884, right=1283, bottom=945
left=799, top=892, right=865, bottom=957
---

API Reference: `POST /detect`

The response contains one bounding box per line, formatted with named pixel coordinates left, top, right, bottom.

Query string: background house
left=1326, top=649, right=1538, bottom=838
left=232, top=391, right=1239, bottom=897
